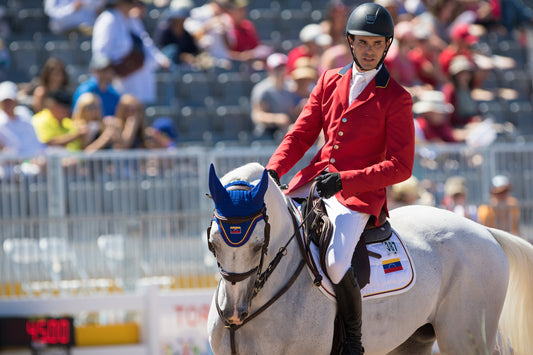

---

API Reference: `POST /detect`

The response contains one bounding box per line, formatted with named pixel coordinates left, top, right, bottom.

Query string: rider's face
left=349, top=35, right=389, bottom=71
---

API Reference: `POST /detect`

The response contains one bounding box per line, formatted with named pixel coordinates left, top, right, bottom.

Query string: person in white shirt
left=92, top=0, right=170, bottom=104
left=0, top=82, right=45, bottom=156
left=44, top=0, right=105, bottom=35
left=184, top=0, right=231, bottom=66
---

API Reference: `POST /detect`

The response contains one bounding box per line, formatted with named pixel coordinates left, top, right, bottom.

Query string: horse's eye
left=253, top=245, right=263, bottom=253
left=208, top=242, right=217, bottom=256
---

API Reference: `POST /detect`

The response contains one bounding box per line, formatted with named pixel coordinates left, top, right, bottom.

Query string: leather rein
left=207, top=197, right=312, bottom=355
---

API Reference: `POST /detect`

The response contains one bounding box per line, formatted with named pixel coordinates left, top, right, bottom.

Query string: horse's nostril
left=240, top=311, right=248, bottom=319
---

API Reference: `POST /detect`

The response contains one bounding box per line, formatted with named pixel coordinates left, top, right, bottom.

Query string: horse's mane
left=220, top=162, right=266, bottom=186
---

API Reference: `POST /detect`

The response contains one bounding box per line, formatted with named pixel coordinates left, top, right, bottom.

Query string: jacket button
left=342, top=118, right=347, bottom=123
left=338, top=131, right=344, bottom=136
left=330, top=158, right=335, bottom=163
left=334, top=144, right=339, bottom=149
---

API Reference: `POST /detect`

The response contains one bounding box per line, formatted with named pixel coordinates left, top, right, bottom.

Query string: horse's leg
left=386, top=323, right=436, bottom=355
left=430, top=272, right=505, bottom=355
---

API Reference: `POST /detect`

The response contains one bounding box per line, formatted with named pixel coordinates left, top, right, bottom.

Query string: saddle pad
left=307, top=229, right=416, bottom=302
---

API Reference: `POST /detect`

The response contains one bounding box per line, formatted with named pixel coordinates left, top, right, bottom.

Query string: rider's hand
left=315, top=173, right=342, bottom=198
left=267, top=169, right=281, bottom=187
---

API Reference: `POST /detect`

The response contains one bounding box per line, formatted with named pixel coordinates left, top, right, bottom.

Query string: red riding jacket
left=266, top=64, right=415, bottom=224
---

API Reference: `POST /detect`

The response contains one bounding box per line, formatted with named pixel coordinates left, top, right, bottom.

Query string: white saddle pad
left=307, top=229, right=416, bottom=302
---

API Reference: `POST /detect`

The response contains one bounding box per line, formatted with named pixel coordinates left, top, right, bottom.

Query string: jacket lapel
left=344, top=66, right=391, bottom=114
left=335, top=64, right=353, bottom=112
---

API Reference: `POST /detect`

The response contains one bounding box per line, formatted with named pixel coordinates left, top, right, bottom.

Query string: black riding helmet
left=346, top=3, right=394, bottom=70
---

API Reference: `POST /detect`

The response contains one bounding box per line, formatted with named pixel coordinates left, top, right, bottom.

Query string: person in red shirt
left=266, top=4, right=414, bottom=354
left=383, top=20, right=420, bottom=89
left=408, top=25, right=447, bottom=89
left=286, top=23, right=330, bottom=74
left=223, top=0, right=259, bottom=61
left=438, top=22, right=477, bottom=78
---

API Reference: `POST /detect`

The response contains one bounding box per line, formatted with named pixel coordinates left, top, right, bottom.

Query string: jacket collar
left=336, top=64, right=390, bottom=112
left=337, top=63, right=390, bottom=87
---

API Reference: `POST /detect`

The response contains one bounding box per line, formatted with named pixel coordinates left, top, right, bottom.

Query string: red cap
left=450, top=23, right=477, bottom=45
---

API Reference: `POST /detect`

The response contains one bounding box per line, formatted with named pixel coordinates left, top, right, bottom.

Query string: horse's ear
left=251, top=169, right=269, bottom=205
left=209, top=164, right=230, bottom=206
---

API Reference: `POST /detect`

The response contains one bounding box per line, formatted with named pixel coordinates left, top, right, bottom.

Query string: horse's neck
left=257, top=195, right=303, bottom=300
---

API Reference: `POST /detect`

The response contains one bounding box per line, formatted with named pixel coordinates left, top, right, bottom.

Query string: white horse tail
left=488, top=228, right=533, bottom=355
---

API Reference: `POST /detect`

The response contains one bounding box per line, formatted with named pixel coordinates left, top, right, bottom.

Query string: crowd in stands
left=0, top=0, right=532, bottom=231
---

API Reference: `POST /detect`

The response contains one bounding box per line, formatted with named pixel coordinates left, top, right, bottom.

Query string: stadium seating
left=2, top=0, right=533, bottom=145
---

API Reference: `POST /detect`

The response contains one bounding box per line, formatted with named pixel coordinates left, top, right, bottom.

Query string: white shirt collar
left=351, top=63, right=380, bottom=80
left=349, top=64, right=381, bottom=104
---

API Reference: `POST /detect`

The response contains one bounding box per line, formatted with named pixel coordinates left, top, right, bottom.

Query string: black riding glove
left=268, top=169, right=281, bottom=187
left=315, top=172, right=342, bottom=198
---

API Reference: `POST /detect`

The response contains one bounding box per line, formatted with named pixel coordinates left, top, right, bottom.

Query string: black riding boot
left=333, top=268, right=364, bottom=355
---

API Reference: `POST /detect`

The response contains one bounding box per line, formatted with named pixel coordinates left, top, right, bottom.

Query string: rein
left=209, top=196, right=315, bottom=355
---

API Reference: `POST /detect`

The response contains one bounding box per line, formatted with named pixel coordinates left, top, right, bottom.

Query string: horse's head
left=207, top=163, right=272, bottom=325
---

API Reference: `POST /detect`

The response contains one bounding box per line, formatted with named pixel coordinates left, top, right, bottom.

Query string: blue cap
left=152, top=117, right=177, bottom=140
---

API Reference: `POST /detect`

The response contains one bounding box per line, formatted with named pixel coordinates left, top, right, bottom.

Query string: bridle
left=206, top=195, right=306, bottom=355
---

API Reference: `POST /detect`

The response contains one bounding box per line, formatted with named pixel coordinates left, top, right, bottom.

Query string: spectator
left=478, top=174, right=520, bottom=235
left=111, top=93, right=146, bottom=149
left=0, top=38, right=10, bottom=83
left=0, top=82, right=45, bottom=156
left=388, top=175, right=435, bottom=210
left=441, top=175, right=478, bottom=220
left=0, top=83, right=33, bottom=125
left=184, top=0, right=232, bottom=67
left=92, top=0, right=170, bottom=104
left=44, top=0, right=105, bottom=35
left=155, top=6, right=200, bottom=67
left=416, top=0, right=464, bottom=46
left=290, top=59, right=318, bottom=116
left=318, top=1, right=353, bottom=74
left=72, top=54, right=121, bottom=117
left=319, top=38, right=353, bottom=74
left=384, top=20, right=421, bottom=90
left=441, top=55, right=482, bottom=128
left=0, top=6, right=11, bottom=40
left=500, top=0, right=533, bottom=34
left=32, top=90, right=86, bottom=151
left=250, top=53, right=298, bottom=141
left=321, top=0, right=351, bottom=46
left=223, top=0, right=271, bottom=64
left=413, top=90, right=460, bottom=143
left=32, top=57, right=70, bottom=113
left=438, top=22, right=478, bottom=79
left=71, top=92, right=117, bottom=152
left=287, top=24, right=331, bottom=74
left=145, top=116, right=178, bottom=149
left=408, top=24, right=447, bottom=89
left=375, top=0, right=401, bottom=25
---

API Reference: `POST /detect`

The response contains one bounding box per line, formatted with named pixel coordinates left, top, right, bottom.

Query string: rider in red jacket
left=266, top=4, right=415, bottom=354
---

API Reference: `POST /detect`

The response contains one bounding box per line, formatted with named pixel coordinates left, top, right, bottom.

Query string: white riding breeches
left=323, top=196, right=370, bottom=284
left=288, top=181, right=370, bottom=285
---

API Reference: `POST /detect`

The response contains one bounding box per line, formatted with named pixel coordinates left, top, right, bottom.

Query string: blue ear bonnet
left=209, top=164, right=268, bottom=218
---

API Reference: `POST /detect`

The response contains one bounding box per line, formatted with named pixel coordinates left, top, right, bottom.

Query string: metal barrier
left=1, top=143, right=533, bottom=299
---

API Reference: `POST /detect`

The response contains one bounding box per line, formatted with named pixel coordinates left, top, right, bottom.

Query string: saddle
left=298, top=184, right=392, bottom=290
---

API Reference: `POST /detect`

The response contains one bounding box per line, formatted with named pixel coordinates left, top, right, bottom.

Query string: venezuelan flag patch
left=382, top=257, right=403, bottom=274
left=215, top=214, right=263, bottom=247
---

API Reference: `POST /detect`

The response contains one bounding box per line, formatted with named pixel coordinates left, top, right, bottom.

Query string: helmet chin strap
left=346, top=35, right=392, bottom=72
